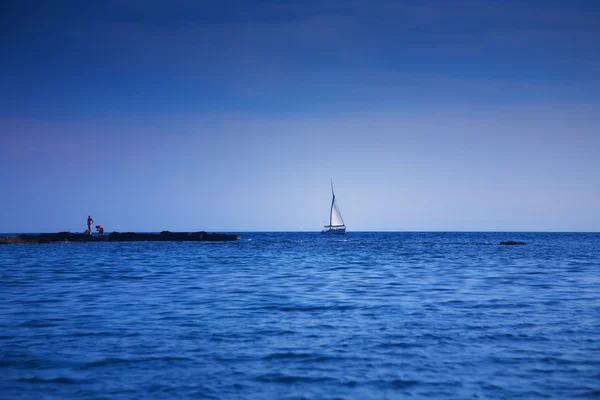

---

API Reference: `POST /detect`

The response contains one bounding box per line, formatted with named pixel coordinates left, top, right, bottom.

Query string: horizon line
left=1, top=230, right=599, bottom=235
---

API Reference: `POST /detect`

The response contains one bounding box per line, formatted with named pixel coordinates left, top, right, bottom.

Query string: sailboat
left=322, top=181, right=346, bottom=234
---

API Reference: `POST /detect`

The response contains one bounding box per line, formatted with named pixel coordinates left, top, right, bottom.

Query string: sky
left=1, top=0, right=599, bottom=232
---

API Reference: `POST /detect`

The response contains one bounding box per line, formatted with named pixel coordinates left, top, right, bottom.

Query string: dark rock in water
left=0, top=236, right=21, bottom=244
left=0, top=231, right=240, bottom=244
left=500, top=241, right=526, bottom=246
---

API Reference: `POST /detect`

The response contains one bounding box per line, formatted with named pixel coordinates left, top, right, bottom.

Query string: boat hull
left=321, top=226, right=346, bottom=234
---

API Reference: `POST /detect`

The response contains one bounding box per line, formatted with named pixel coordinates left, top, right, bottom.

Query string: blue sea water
left=1, top=232, right=599, bottom=399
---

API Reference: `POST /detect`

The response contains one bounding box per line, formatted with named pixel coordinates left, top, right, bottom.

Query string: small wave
left=254, top=329, right=295, bottom=336
left=579, top=389, right=600, bottom=397
left=17, top=376, right=92, bottom=385
left=22, top=298, right=64, bottom=305
left=19, top=319, right=62, bottom=328
left=530, top=367, right=555, bottom=374
left=279, top=305, right=357, bottom=312
left=68, top=331, right=124, bottom=338
left=469, top=302, right=533, bottom=310
left=262, top=352, right=312, bottom=360
left=82, top=356, right=192, bottom=369
left=0, top=359, right=15, bottom=367
left=371, top=342, right=426, bottom=350
left=255, top=373, right=336, bottom=384
left=390, top=378, right=419, bottom=388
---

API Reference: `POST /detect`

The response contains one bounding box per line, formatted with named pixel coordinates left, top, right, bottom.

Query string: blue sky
left=1, top=0, right=599, bottom=232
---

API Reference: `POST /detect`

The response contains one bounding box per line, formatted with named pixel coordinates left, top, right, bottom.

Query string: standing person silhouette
left=87, top=215, right=94, bottom=235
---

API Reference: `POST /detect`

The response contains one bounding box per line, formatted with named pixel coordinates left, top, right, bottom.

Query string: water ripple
left=1, top=232, right=599, bottom=399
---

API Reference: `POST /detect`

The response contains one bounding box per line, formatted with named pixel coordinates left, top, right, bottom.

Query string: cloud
left=5, top=101, right=598, bottom=168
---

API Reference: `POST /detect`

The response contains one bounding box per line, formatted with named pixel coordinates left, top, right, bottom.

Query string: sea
left=1, top=232, right=599, bottom=399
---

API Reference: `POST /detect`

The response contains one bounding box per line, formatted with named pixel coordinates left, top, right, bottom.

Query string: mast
left=329, top=180, right=335, bottom=227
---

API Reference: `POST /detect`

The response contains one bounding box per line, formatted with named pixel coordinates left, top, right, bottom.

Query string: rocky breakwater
left=0, top=231, right=240, bottom=244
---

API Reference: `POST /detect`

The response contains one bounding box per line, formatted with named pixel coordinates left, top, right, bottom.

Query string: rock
left=1, top=231, right=240, bottom=244
left=0, top=236, right=22, bottom=244
left=500, top=241, right=526, bottom=245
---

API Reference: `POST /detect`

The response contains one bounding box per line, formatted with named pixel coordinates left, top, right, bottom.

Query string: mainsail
left=330, top=191, right=345, bottom=227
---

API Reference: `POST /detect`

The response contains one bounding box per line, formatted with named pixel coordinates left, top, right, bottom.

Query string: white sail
left=331, top=197, right=344, bottom=226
